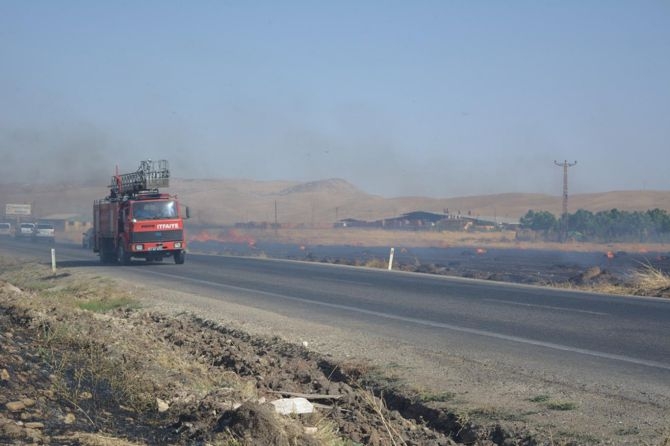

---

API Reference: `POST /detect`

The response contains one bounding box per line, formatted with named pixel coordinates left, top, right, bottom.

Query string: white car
left=0, top=222, right=12, bottom=237
left=32, top=223, right=55, bottom=243
left=16, top=222, right=35, bottom=239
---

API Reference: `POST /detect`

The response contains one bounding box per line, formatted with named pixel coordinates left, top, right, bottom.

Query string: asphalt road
left=3, top=238, right=670, bottom=401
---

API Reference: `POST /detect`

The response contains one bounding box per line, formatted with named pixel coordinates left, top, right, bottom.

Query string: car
left=0, top=222, right=12, bottom=237
left=32, top=223, right=55, bottom=243
left=15, top=222, right=35, bottom=239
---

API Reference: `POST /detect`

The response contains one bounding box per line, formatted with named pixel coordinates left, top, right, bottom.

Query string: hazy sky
left=1, top=1, right=669, bottom=197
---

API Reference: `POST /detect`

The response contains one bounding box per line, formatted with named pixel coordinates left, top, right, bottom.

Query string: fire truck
left=93, top=160, right=189, bottom=265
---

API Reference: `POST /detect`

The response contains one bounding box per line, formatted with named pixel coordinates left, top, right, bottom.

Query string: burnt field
left=189, top=239, right=670, bottom=291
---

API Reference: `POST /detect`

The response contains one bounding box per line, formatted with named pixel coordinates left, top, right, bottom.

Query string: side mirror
left=185, top=206, right=191, bottom=219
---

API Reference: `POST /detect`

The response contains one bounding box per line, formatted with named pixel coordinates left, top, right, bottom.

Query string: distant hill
left=1, top=178, right=669, bottom=226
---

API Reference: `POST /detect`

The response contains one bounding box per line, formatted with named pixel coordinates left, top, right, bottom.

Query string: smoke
left=0, top=123, right=117, bottom=186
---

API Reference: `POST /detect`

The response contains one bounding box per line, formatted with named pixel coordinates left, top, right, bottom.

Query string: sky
left=1, top=1, right=669, bottom=198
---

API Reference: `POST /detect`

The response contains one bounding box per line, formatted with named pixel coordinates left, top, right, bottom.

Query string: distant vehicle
left=32, top=223, right=55, bottom=243
left=0, top=222, right=12, bottom=237
left=16, top=222, right=35, bottom=239
left=82, top=228, right=94, bottom=248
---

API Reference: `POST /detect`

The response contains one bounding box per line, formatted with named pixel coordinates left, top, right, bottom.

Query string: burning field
left=187, top=228, right=670, bottom=298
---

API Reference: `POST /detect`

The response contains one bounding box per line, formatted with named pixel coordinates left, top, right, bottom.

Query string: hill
left=1, top=178, right=670, bottom=226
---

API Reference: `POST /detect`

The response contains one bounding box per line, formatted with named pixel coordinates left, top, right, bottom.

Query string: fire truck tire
left=117, top=245, right=131, bottom=265
left=174, top=250, right=185, bottom=264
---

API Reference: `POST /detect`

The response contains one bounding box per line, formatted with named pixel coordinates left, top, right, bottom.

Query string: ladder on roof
left=110, top=159, right=170, bottom=196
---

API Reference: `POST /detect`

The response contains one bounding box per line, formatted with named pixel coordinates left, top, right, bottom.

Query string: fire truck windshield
left=132, top=201, right=177, bottom=220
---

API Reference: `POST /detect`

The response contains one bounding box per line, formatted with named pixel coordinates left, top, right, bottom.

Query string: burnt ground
left=189, top=240, right=670, bottom=297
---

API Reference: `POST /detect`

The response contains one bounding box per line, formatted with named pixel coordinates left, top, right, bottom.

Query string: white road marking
left=483, top=298, right=609, bottom=316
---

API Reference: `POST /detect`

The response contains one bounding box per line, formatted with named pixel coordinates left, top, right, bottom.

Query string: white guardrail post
left=51, top=248, right=56, bottom=273
left=388, top=247, right=394, bottom=270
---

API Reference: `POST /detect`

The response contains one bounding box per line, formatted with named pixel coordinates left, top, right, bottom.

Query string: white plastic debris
left=270, top=397, right=314, bottom=415
left=156, top=398, right=170, bottom=413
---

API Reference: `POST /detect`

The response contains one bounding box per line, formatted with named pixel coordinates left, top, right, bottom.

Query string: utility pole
left=274, top=200, right=278, bottom=235
left=554, top=160, right=577, bottom=241
left=274, top=200, right=278, bottom=225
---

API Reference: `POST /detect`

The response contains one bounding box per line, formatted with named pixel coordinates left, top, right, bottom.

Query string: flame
left=189, top=229, right=256, bottom=246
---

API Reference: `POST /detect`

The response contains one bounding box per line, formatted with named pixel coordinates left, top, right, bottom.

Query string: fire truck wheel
left=174, top=250, right=185, bottom=264
left=117, top=245, right=131, bottom=265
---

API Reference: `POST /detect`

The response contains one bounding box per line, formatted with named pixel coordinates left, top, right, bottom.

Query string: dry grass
left=554, top=262, right=670, bottom=298
left=631, top=263, right=670, bottom=292
left=52, top=432, right=147, bottom=446
left=360, top=389, right=407, bottom=446
left=363, top=258, right=389, bottom=269
left=308, top=414, right=352, bottom=446
left=0, top=261, right=236, bottom=419
left=249, top=227, right=518, bottom=248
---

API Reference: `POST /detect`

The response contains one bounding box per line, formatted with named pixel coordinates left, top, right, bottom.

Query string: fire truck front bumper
left=131, top=241, right=184, bottom=252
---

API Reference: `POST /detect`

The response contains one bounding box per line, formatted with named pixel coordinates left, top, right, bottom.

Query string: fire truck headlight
left=174, top=242, right=182, bottom=248
left=134, top=244, right=143, bottom=251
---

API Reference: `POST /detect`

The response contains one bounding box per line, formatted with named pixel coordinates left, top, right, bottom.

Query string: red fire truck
left=93, top=160, right=189, bottom=265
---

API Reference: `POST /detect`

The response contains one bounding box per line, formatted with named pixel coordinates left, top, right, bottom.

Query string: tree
left=647, top=208, right=670, bottom=234
left=521, top=207, right=670, bottom=242
left=568, top=209, right=595, bottom=236
left=520, top=210, right=558, bottom=231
